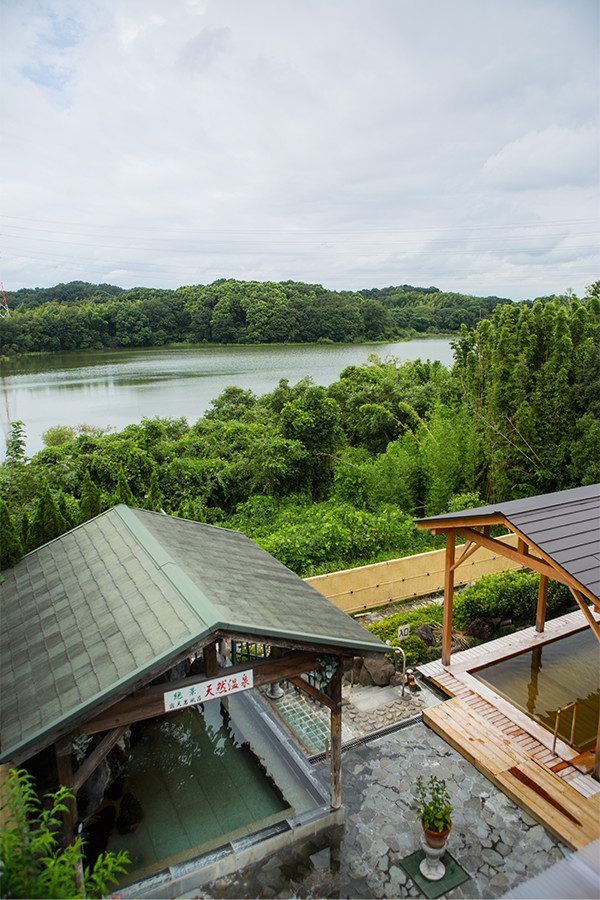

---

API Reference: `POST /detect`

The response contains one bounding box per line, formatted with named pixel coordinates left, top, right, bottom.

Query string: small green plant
left=0, top=768, right=129, bottom=899
left=414, top=774, right=452, bottom=833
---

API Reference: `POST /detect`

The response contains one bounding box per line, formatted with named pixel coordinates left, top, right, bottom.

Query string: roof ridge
left=112, top=505, right=220, bottom=630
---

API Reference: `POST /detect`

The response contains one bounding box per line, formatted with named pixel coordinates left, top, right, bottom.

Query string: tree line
left=0, top=279, right=519, bottom=355
left=1, top=284, right=597, bottom=575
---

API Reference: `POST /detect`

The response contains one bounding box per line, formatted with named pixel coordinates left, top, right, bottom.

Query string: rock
left=359, top=665, right=375, bottom=687
left=466, top=618, right=496, bottom=640
left=363, top=656, right=395, bottom=686
left=413, top=624, right=436, bottom=646
left=78, top=759, right=110, bottom=821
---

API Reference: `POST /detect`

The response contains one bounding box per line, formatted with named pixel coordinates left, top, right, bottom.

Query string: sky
left=1, top=0, right=598, bottom=301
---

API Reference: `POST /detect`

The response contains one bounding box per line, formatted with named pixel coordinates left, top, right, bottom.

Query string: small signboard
left=163, top=669, right=254, bottom=712
left=397, top=624, right=410, bottom=641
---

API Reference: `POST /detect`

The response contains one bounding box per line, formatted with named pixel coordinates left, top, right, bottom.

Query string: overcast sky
left=1, top=0, right=598, bottom=301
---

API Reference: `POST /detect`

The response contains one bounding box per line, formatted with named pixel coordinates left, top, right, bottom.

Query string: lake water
left=0, top=338, right=453, bottom=457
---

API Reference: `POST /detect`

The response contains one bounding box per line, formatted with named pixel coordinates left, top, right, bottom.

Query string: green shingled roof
left=0, top=505, right=386, bottom=764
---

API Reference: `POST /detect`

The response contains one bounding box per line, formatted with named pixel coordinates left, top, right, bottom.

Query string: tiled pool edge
left=120, top=805, right=344, bottom=899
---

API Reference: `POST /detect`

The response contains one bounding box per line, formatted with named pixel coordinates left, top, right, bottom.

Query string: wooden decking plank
left=423, top=698, right=599, bottom=851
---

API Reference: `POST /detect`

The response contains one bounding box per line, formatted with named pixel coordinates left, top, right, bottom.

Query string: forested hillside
left=1, top=285, right=598, bottom=576
left=0, top=279, right=516, bottom=354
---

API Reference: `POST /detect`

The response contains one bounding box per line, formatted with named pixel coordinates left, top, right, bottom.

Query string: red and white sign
left=163, top=669, right=254, bottom=712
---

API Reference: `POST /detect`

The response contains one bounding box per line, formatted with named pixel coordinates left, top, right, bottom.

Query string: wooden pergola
left=415, top=483, right=600, bottom=776
left=1, top=505, right=388, bottom=852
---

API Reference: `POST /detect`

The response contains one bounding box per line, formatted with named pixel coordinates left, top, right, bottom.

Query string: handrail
left=552, top=700, right=577, bottom=754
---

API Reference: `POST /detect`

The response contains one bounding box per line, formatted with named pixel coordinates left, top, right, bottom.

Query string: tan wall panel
left=305, top=534, right=521, bottom=614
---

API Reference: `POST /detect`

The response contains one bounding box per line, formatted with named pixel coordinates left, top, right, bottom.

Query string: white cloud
left=0, top=0, right=598, bottom=300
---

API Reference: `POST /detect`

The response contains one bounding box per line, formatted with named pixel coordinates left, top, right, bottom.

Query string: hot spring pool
left=107, top=695, right=293, bottom=880
left=473, top=627, right=599, bottom=751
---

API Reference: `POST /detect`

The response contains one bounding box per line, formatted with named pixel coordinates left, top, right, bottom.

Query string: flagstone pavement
left=191, top=683, right=574, bottom=899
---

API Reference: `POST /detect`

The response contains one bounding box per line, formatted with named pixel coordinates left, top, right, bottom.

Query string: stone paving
left=192, top=689, right=572, bottom=899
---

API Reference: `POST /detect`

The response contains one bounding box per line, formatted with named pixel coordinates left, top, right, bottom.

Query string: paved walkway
left=192, top=684, right=573, bottom=899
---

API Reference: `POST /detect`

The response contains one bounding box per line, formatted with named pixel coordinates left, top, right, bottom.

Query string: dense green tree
left=79, top=470, right=101, bottom=523
left=280, top=386, right=344, bottom=500
left=144, top=469, right=163, bottom=511
left=27, top=481, right=65, bottom=550
left=110, top=468, right=136, bottom=507
left=0, top=499, right=23, bottom=568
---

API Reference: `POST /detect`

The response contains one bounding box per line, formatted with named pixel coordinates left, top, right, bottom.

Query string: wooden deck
left=418, top=609, right=600, bottom=849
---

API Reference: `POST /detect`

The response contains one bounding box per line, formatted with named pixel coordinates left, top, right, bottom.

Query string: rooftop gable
left=1, top=505, right=385, bottom=764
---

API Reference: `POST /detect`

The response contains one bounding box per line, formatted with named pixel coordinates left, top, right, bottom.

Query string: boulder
left=413, top=624, right=436, bottom=646
left=363, top=656, right=395, bottom=686
left=466, top=618, right=495, bottom=641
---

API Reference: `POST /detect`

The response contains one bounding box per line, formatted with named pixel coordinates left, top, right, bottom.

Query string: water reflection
left=1, top=338, right=454, bottom=455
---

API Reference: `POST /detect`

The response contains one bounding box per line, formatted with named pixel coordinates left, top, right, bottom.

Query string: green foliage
left=144, top=468, right=163, bottom=511
left=414, top=774, right=452, bottom=832
left=5, top=421, right=28, bottom=464
left=0, top=498, right=23, bottom=568
left=0, top=768, right=129, bottom=899
left=0, top=279, right=512, bottom=356
left=110, top=467, right=136, bottom=507
left=453, top=570, right=575, bottom=628
left=79, top=469, right=101, bottom=523
left=42, top=425, right=77, bottom=447
left=366, top=610, right=442, bottom=665
left=27, top=481, right=66, bottom=550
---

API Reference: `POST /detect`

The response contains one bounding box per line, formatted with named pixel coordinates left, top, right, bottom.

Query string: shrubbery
left=453, top=570, right=575, bottom=628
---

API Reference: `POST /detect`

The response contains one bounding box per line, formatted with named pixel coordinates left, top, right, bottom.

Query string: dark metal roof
left=415, top=484, right=600, bottom=602
left=0, top=505, right=386, bottom=764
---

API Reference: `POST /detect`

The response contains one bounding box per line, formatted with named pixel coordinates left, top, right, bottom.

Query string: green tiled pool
left=270, top=692, right=330, bottom=755
left=108, top=698, right=290, bottom=878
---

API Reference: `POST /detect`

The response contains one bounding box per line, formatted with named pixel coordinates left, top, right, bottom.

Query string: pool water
left=107, top=698, right=290, bottom=876
left=474, top=628, right=599, bottom=751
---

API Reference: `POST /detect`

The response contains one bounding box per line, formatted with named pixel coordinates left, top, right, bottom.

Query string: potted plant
left=414, top=774, right=452, bottom=849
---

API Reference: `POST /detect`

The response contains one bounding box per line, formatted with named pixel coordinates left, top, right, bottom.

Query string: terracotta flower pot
left=423, top=823, right=451, bottom=849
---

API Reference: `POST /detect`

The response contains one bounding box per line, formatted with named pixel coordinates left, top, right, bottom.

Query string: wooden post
left=442, top=532, right=456, bottom=667
left=55, top=737, right=77, bottom=844
left=329, top=665, right=343, bottom=810
left=203, top=641, right=219, bottom=678
left=595, top=716, right=600, bottom=781
left=536, top=574, right=548, bottom=632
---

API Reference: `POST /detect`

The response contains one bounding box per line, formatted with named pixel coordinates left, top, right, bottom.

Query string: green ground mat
left=399, top=849, right=470, bottom=899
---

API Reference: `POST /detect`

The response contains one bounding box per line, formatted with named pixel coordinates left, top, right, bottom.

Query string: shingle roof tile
left=1, top=505, right=385, bottom=763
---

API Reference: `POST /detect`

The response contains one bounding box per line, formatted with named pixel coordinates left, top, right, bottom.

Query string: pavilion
left=0, top=504, right=388, bottom=856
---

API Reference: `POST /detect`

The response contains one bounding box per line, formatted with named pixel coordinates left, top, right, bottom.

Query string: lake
left=0, top=338, right=454, bottom=457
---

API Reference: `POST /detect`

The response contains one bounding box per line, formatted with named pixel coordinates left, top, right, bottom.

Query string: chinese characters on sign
left=163, top=669, right=254, bottom=712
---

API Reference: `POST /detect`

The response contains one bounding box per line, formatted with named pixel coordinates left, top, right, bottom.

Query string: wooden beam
left=329, top=666, right=343, bottom=810
left=72, top=726, right=128, bottom=794
left=569, top=590, right=600, bottom=644
left=80, top=652, right=321, bottom=734
left=536, top=574, right=548, bottom=633
left=450, top=539, right=478, bottom=571
left=452, top=527, right=586, bottom=593
left=441, top=532, right=456, bottom=667
left=288, top=676, right=336, bottom=710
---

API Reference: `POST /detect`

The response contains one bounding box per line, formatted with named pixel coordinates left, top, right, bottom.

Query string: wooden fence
left=304, top=534, right=521, bottom=615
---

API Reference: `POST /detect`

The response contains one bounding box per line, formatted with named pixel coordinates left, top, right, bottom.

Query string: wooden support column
left=536, top=574, right=548, bottom=632
left=442, top=532, right=456, bottom=667
left=329, top=665, right=343, bottom=810
left=55, top=737, right=77, bottom=844
left=203, top=641, right=219, bottom=677
left=55, top=737, right=84, bottom=891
